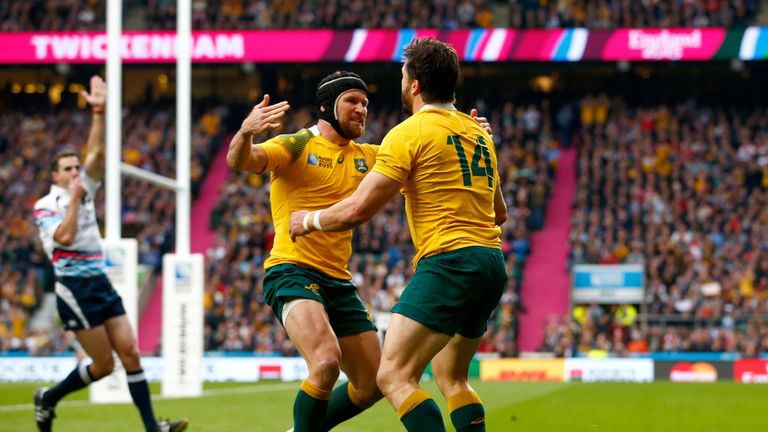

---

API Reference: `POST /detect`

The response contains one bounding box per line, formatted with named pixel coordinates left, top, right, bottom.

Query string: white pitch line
left=0, top=382, right=298, bottom=412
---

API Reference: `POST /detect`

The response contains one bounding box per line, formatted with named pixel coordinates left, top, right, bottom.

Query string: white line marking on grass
left=0, top=382, right=298, bottom=412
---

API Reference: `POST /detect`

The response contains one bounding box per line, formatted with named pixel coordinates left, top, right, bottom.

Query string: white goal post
left=92, top=0, right=203, bottom=403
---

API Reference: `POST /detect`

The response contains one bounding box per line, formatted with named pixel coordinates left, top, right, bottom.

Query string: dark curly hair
left=403, top=38, right=459, bottom=104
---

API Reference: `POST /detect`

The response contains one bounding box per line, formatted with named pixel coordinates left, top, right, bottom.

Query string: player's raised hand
left=289, top=210, right=311, bottom=242
left=240, top=94, right=290, bottom=136
left=81, top=75, right=106, bottom=109
left=470, top=108, right=493, bottom=138
left=68, top=176, right=86, bottom=200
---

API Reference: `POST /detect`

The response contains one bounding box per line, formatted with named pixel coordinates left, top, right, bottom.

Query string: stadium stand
left=540, top=95, right=768, bottom=357
left=167, top=0, right=761, bottom=30
left=4, top=81, right=768, bottom=358
left=0, top=0, right=105, bottom=32
left=0, top=1, right=760, bottom=31
left=508, top=0, right=759, bottom=29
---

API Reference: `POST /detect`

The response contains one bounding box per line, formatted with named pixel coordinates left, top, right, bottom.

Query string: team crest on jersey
left=308, top=153, right=319, bottom=166
left=354, top=158, right=368, bottom=173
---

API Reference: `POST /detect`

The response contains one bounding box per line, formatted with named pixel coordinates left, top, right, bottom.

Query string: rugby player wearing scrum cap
left=227, top=71, right=492, bottom=431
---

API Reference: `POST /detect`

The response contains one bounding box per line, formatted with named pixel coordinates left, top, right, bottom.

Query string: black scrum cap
left=316, top=71, right=368, bottom=139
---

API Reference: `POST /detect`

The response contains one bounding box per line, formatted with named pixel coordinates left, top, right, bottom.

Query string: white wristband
left=313, top=210, right=323, bottom=231
left=303, top=212, right=312, bottom=232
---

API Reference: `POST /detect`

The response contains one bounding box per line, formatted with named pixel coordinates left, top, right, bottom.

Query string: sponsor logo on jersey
left=317, top=155, right=333, bottom=169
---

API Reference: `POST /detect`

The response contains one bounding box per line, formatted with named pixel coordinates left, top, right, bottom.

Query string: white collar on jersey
left=420, top=103, right=456, bottom=111
left=308, top=125, right=320, bottom=136
left=50, top=184, right=67, bottom=194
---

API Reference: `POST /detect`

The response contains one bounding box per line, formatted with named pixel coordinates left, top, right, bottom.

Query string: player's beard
left=339, top=117, right=365, bottom=140
left=401, top=86, right=413, bottom=115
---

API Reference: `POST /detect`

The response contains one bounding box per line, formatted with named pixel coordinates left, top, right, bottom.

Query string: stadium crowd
left=545, top=95, right=768, bottom=357
left=139, top=0, right=765, bottom=30
left=6, top=89, right=768, bottom=359
left=202, top=100, right=554, bottom=355
left=0, top=101, right=227, bottom=354
left=0, top=0, right=760, bottom=32
left=510, top=0, right=759, bottom=29
left=540, top=303, right=768, bottom=358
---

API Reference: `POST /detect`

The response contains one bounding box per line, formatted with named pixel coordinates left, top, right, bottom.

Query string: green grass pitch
left=1, top=380, right=765, bottom=431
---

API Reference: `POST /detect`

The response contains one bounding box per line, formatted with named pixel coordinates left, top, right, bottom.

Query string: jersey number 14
left=448, top=135, right=494, bottom=189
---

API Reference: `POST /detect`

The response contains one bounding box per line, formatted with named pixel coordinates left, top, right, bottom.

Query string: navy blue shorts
left=55, top=274, right=126, bottom=331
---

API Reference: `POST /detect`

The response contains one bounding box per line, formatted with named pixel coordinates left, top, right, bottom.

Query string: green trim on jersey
left=274, top=128, right=313, bottom=162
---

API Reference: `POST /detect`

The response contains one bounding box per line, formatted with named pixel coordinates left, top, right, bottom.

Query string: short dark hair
left=51, top=151, right=78, bottom=172
left=403, top=38, right=460, bottom=104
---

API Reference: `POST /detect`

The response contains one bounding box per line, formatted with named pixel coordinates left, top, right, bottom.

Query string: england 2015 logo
left=104, top=247, right=125, bottom=269
left=176, top=262, right=192, bottom=292
left=354, top=158, right=368, bottom=173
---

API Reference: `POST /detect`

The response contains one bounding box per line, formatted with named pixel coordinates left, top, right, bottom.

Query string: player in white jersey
left=31, top=76, right=187, bottom=432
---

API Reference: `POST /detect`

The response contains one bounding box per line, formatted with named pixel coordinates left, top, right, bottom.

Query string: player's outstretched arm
left=81, top=75, right=106, bottom=181
left=227, top=94, right=289, bottom=172
left=289, top=171, right=402, bottom=241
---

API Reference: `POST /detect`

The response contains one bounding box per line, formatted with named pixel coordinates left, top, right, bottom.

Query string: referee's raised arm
left=80, top=75, right=106, bottom=182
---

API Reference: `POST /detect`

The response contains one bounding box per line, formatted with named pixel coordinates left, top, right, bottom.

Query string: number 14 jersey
left=372, top=106, right=502, bottom=269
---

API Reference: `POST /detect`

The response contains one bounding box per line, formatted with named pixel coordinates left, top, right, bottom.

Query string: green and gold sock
left=397, top=389, right=446, bottom=432
left=320, top=382, right=366, bottom=431
left=293, top=380, right=331, bottom=432
left=448, top=390, right=485, bottom=432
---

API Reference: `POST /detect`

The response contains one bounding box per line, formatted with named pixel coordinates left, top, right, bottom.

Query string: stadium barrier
left=2, top=356, right=767, bottom=384
left=655, top=361, right=731, bottom=383
left=734, top=359, right=768, bottom=384
left=0, top=356, right=343, bottom=383
left=423, top=358, right=482, bottom=380
left=647, top=352, right=742, bottom=362
left=565, top=359, right=653, bottom=383
left=480, top=359, right=566, bottom=382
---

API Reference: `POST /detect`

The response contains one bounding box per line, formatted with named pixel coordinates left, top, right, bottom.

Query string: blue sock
left=127, top=369, right=157, bottom=432
left=44, top=362, right=94, bottom=406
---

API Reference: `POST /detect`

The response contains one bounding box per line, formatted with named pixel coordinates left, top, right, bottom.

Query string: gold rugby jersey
left=260, top=126, right=378, bottom=280
left=373, top=107, right=502, bottom=268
